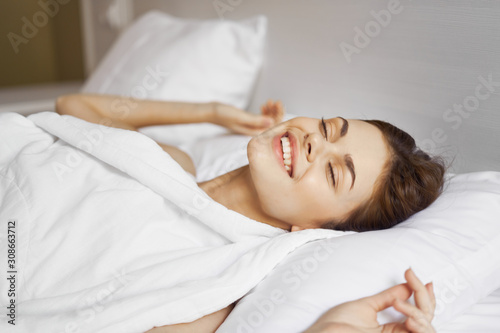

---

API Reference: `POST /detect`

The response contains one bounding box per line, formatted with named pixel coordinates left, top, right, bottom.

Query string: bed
left=2, top=1, right=500, bottom=332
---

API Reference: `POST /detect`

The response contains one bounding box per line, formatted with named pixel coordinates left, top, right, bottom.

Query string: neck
left=198, top=166, right=290, bottom=231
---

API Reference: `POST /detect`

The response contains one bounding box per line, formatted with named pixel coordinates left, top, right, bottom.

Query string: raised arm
left=55, top=94, right=215, bottom=131
left=55, top=94, right=283, bottom=176
left=55, top=94, right=219, bottom=176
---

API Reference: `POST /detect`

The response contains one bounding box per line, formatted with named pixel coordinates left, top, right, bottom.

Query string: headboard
left=92, top=0, right=500, bottom=173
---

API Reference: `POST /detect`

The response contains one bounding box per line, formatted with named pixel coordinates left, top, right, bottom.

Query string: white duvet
left=0, top=112, right=346, bottom=333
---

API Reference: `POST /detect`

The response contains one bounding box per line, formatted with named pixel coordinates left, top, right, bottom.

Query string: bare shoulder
left=145, top=303, right=235, bottom=333
left=155, top=142, right=196, bottom=178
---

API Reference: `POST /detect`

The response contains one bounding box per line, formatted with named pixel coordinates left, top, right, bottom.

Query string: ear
left=290, top=225, right=304, bottom=232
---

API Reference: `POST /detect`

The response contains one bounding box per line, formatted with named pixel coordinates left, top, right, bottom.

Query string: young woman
left=56, top=94, right=445, bottom=233
left=56, top=94, right=444, bottom=332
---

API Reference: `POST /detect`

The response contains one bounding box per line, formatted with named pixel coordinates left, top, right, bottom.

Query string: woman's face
left=247, top=116, right=390, bottom=230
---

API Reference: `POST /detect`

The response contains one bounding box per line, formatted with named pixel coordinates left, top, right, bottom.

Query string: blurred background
left=0, top=0, right=130, bottom=114
left=1, top=0, right=84, bottom=87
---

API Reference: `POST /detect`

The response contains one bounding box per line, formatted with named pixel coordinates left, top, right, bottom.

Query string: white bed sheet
left=439, top=287, right=500, bottom=332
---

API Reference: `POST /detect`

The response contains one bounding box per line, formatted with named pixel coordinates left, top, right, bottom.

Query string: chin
left=247, top=133, right=271, bottom=166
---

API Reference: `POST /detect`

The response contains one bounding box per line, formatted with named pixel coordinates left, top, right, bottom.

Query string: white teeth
left=280, top=136, right=292, bottom=168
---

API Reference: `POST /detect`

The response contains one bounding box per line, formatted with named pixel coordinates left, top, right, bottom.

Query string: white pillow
left=82, top=11, right=267, bottom=110
left=216, top=171, right=500, bottom=332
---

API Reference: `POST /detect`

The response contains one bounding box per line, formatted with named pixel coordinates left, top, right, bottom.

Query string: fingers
left=426, top=282, right=436, bottom=311
left=364, top=283, right=412, bottom=312
left=237, top=109, right=273, bottom=128
left=393, top=300, right=436, bottom=333
left=261, top=99, right=284, bottom=124
left=404, top=268, right=435, bottom=320
left=245, top=114, right=274, bottom=128
left=390, top=268, right=436, bottom=333
left=260, top=99, right=276, bottom=115
left=232, top=99, right=283, bottom=136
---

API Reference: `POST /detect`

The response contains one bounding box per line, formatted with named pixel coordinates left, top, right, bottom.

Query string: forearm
left=55, top=94, right=215, bottom=131
left=145, top=304, right=234, bottom=333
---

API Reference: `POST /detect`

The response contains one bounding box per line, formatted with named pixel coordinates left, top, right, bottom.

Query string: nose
left=305, top=133, right=325, bottom=163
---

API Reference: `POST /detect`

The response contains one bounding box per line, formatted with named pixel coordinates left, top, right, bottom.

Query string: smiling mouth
left=280, top=133, right=293, bottom=177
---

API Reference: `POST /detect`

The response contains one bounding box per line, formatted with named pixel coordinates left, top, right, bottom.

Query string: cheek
left=291, top=176, right=337, bottom=220
left=249, top=167, right=292, bottom=218
left=287, top=176, right=358, bottom=227
left=248, top=138, right=287, bottom=212
left=248, top=161, right=298, bottom=221
left=255, top=170, right=339, bottom=226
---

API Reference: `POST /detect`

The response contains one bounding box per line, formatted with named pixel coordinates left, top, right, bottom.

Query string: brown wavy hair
left=321, top=119, right=446, bottom=232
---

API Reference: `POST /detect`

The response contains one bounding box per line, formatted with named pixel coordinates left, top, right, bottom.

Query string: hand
left=260, top=99, right=284, bottom=125
left=211, top=100, right=284, bottom=136
left=304, top=268, right=436, bottom=333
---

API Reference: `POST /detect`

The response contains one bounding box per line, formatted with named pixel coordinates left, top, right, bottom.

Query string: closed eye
left=328, top=163, right=336, bottom=188
left=321, top=118, right=336, bottom=188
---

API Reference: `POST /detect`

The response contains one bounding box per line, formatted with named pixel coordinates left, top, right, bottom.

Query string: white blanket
left=0, top=112, right=347, bottom=333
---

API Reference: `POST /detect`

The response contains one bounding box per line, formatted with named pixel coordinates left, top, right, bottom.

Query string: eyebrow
left=338, top=117, right=349, bottom=137
left=336, top=117, right=355, bottom=190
